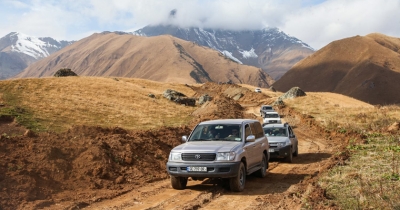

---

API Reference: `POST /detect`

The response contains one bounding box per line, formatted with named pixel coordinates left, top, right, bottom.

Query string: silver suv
left=260, top=105, right=275, bottom=117
left=166, top=119, right=269, bottom=192
left=263, top=123, right=298, bottom=163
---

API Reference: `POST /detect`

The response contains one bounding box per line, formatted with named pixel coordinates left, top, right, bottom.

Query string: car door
left=288, top=126, right=297, bottom=151
left=250, top=122, right=265, bottom=164
left=243, top=123, right=257, bottom=169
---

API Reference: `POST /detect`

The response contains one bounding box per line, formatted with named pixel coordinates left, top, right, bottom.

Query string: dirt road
left=85, top=109, right=337, bottom=210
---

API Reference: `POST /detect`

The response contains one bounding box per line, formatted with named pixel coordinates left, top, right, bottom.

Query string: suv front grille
left=182, top=153, right=216, bottom=161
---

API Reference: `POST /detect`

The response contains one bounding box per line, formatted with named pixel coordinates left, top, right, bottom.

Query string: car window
left=188, top=124, right=242, bottom=141
left=288, top=126, right=294, bottom=136
left=263, top=127, right=287, bottom=137
left=250, top=122, right=264, bottom=138
left=244, top=124, right=252, bottom=139
left=265, top=113, right=279, bottom=118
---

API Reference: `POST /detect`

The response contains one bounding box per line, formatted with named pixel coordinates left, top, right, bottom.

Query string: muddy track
left=84, top=107, right=339, bottom=210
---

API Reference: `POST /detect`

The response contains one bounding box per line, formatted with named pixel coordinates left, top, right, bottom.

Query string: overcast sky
left=1, top=0, right=399, bottom=50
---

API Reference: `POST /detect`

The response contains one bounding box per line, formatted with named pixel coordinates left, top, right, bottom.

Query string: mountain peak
left=133, top=25, right=315, bottom=79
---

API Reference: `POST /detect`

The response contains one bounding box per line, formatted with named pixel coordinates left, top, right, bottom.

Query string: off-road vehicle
left=262, top=111, right=282, bottom=124
left=260, top=105, right=274, bottom=117
left=166, top=119, right=269, bottom=192
left=263, top=123, right=298, bottom=163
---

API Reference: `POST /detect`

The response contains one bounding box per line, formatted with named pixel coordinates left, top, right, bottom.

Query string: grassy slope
left=0, top=77, right=197, bottom=132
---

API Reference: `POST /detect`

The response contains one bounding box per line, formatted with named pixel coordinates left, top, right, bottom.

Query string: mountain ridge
left=15, top=32, right=274, bottom=87
left=132, top=25, right=315, bottom=79
left=273, top=33, right=400, bottom=105
left=0, top=32, right=73, bottom=79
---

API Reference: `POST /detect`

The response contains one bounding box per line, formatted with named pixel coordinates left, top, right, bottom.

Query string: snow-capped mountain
left=133, top=25, right=315, bottom=79
left=0, top=32, right=73, bottom=79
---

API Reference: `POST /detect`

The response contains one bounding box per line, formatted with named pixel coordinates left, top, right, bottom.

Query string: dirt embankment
left=0, top=83, right=357, bottom=210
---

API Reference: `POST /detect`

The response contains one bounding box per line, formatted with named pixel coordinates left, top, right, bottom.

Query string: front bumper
left=166, top=161, right=241, bottom=178
left=269, top=145, right=291, bottom=158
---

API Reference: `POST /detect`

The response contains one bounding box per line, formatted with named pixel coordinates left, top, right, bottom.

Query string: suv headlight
left=169, top=152, right=182, bottom=161
left=277, top=139, right=291, bottom=148
left=216, top=152, right=236, bottom=161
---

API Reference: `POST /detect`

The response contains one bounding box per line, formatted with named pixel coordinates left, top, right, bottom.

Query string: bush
left=54, top=68, right=78, bottom=77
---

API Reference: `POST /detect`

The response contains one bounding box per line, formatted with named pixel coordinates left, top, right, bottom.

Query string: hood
left=266, top=136, right=289, bottom=143
left=172, top=141, right=241, bottom=153
left=263, top=118, right=281, bottom=123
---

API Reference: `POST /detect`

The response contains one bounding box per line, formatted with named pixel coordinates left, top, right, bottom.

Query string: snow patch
left=239, top=48, right=258, bottom=59
left=221, top=50, right=242, bottom=64
left=10, top=32, right=53, bottom=59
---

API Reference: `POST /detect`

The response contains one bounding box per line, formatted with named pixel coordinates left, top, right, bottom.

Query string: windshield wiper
left=190, top=139, right=210, bottom=141
left=212, top=138, right=238, bottom=141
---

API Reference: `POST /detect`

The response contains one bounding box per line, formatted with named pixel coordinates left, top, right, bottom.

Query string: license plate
left=187, top=167, right=207, bottom=172
left=270, top=120, right=277, bottom=123
left=269, top=149, right=274, bottom=152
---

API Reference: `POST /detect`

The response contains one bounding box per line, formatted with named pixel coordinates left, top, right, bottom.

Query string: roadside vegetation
left=283, top=92, right=400, bottom=209
left=319, top=133, right=400, bottom=209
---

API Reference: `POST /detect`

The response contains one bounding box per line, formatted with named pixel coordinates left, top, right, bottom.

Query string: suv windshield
left=263, top=127, right=287, bottom=137
left=265, top=113, right=279, bottom=118
left=188, top=124, right=242, bottom=141
left=262, top=106, right=273, bottom=110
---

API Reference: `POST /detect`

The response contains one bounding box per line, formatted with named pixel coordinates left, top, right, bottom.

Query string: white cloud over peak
left=0, top=0, right=399, bottom=50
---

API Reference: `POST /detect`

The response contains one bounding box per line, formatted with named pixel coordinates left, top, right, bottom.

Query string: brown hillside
left=0, top=77, right=399, bottom=209
left=14, top=32, right=274, bottom=88
left=260, top=45, right=314, bottom=80
left=273, top=33, right=400, bottom=105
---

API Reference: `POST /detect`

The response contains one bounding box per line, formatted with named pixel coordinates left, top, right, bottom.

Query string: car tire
left=285, top=147, right=293, bottom=163
left=293, top=144, right=298, bottom=157
left=170, top=176, right=188, bottom=190
left=230, top=162, right=246, bottom=192
left=256, top=153, right=268, bottom=178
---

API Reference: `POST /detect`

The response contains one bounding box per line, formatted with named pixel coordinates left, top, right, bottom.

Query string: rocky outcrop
left=163, top=89, right=196, bottom=106
left=54, top=68, right=77, bottom=77
left=278, top=87, right=306, bottom=100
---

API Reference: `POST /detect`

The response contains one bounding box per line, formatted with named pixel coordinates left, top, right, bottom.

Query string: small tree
left=54, top=68, right=78, bottom=77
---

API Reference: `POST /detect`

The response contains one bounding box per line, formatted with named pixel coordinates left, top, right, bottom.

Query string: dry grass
left=0, top=77, right=197, bottom=132
left=319, top=134, right=400, bottom=209
left=283, top=92, right=400, bottom=133
left=280, top=92, right=400, bottom=209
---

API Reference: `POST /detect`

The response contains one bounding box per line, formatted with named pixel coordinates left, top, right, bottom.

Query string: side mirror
left=290, top=135, right=296, bottom=138
left=182, top=135, right=188, bottom=142
left=246, top=135, right=256, bottom=142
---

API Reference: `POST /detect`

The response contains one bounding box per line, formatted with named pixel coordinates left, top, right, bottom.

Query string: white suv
left=263, top=123, right=298, bottom=163
left=262, top=111, right=281, bottom=124
left=166, top=119, right=269, bottom=192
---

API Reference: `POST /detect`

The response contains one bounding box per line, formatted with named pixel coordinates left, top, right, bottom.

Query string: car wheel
left=285, top=147, right=293, bottom=163
left=230, top=162, right=246, bottom=192
left=256, top=153, right=268, bottom=178
left=171, top=176, right=188, bottom=190
left=293, top=144, right=298, bottom=157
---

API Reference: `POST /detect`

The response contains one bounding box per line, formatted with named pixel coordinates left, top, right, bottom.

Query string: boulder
left=174, top=97, right=196, bottom=106
left=54, top=68, right=78, bottom=77
left=163, top=89, right=186, bottom=101
left=279, top=87, right=306, bottom=100
left=272, top=98, right=285, bottom=107
left=163, top=89, right=195, bottom=106
left=198, top=94, right=212, bottom=105
left=232, top=93, right=244, bottom=101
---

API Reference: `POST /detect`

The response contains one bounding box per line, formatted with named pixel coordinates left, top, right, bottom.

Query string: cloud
left=0, top=0, right=399, bottom=49
left=281, top=0, right=400, bottom=49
